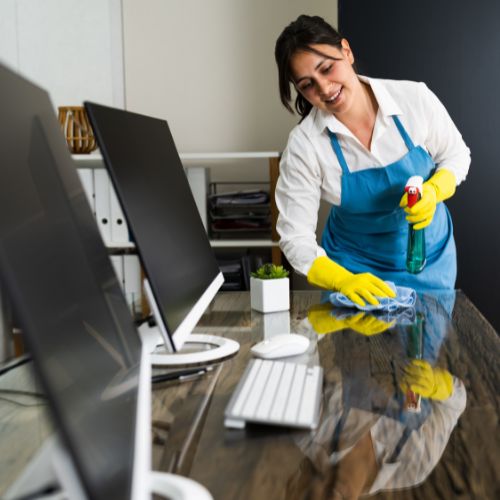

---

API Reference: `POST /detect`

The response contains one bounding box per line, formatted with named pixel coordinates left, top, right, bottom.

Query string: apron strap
left=327, top=130, right=350, bottom=174
left=329, top=116, right=414, bottom=173
left=392, top=115, right=415, bottom=151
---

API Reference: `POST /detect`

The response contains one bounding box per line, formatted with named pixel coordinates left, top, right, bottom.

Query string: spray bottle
left=405, top=176, right=426, bottom=274
left=403, top=312, right=424, bottom=413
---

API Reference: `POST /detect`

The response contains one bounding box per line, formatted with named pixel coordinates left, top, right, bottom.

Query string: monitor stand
left=139, top=322, right=240, bottom=367
left=4, top=434, right=213, bottom=500
left=141, top=279, right=239, bottom=367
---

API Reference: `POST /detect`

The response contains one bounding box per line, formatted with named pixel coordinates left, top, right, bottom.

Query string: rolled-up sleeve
left=276, top=129, right=327, bottom=275
left=420, top=82, right=471, bottom=184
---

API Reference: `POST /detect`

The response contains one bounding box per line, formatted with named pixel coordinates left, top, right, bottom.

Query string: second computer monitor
left=85, top=103, right=223, bottom=354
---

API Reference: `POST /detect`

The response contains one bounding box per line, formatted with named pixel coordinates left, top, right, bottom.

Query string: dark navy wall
left=339, top=0, right=500, bottom=331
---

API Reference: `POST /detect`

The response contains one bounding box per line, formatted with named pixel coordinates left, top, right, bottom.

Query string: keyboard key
left=241, top=360, right=272, bottom=418
left=297, top=367, right=322, bottom=425
left=283, top=364, right=307, bottom=423
left=231, top=359, right=262, bottom=415
left=255, top=361, right=284, bottom=420
left=269, top=362, right=296, bottom=421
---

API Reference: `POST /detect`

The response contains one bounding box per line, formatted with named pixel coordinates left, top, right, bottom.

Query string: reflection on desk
left=152, top=290, right=499, bottom=500
left=1, top=291, right=499, bottom=500
left=0, top=361, right=51, bottom=495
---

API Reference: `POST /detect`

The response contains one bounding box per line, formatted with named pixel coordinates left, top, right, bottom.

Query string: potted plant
left=250, top=263, right=290, bottom=313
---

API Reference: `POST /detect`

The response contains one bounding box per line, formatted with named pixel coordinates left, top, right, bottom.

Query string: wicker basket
left=57, top=106, right=97, bottom=154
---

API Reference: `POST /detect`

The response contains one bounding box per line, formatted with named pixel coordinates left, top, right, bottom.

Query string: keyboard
left=224, top=359, right=323, bottom=429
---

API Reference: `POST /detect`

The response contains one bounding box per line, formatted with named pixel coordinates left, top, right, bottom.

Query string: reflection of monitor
left=0, top=64, right=211, bottom=499
left=85, top=103, right=239, bottom=366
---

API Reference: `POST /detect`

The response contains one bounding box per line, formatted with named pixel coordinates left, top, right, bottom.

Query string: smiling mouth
left=324, top=87, right=342, bottom=104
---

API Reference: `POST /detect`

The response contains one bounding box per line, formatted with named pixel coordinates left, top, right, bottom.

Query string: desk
left=151, top=291, right=500, bottom=499
left=1, top=291, right=498, bottom=499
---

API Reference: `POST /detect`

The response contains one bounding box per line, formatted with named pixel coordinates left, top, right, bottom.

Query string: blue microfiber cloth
left=331, top=306, right=416, bottom=325
left=329, top=282, right=416, bottom=312
left=377, top=306, right=416, bottom=325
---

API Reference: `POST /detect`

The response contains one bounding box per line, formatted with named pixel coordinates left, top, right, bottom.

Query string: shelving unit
left=180, top=152, right=282, bottom=266
left=73, top=151, right=283, bottom=265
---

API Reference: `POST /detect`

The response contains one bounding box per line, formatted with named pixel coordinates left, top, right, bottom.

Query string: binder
left=93, top=169, right=112, bottom=245
left=109, top=182, right=129, bottom=244
left=77, top=168, right=95, bottom=214
left=110, top=255, right=124, bottom=289
left=123, top=254, right=142, bottom=317
left=185, top=167, right=209, bottom=230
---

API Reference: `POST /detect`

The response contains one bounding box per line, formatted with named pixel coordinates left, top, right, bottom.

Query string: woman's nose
left=316, top=77, right=332, bottom=97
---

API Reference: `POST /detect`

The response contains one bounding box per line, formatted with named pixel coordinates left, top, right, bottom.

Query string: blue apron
left=321, top=115, right=456, bottom=292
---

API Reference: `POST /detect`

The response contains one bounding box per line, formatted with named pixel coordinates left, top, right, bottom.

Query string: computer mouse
left=250, top=333, right=310, bottom=359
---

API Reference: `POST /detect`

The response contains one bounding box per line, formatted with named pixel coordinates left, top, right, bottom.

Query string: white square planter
left=250, top=277, right=290, bottom=313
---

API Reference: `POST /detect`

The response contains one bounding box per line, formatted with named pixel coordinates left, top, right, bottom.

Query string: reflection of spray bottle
left=404, top=312, right=424, bottom=412
left=405, top=176, right=426, bottom=274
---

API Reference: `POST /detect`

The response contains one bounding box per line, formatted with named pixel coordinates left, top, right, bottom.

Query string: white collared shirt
left=276, top=76, right=471, bottom=275
left=294, top=372, right=467, bottom=495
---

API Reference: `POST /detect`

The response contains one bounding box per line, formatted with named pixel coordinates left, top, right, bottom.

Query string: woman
left=274, top=15, right=470, bottom=306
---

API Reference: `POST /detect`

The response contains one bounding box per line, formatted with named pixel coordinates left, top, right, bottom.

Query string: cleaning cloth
left=329, top=282, right=416, bottom=312
left=332, top=306, right=416, bottom=326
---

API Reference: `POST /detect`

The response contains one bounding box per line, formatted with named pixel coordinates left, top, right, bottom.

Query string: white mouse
left=250, top=333, right=310, bottom=360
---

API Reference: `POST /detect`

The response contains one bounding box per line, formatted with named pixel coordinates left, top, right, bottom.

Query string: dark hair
left=275, top=15, right=344, bottom=119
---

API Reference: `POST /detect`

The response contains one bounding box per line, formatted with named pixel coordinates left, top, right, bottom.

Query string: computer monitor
left=85, top=103, right=239, bottom=365
left=0, top=64, right=210, bottom=500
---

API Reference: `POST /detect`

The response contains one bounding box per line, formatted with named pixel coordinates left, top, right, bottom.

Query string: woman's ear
left=341, top=38, right=355, bottom=64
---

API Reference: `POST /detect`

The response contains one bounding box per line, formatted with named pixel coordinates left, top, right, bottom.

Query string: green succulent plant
left=251, top=263, right=289, bottom=280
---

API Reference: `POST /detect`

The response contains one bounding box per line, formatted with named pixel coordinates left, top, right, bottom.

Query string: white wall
left=0, top=0, right=124, bottom=110
left=122, top=0, right=337, bottom=154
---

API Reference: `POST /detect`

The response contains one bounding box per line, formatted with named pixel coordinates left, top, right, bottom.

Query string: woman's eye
left=300, top=82, right=312, bottom=91
left=321, top=64, right=333, bottom=74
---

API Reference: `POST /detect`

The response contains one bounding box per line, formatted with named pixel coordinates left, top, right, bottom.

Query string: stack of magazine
left=208, top=184, right=271, bottom=239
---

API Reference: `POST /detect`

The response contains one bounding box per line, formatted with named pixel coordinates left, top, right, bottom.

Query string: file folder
left=77, top=168, right=95, bottom=214
left=110, top=182, right=129, bottom=244
left=93, top=169, right=112, bottom=245
left=110, top=255, right=124, bottom=288
left=185, top=167, right=209, bottom=231
left=123, top=254, right=142, bottom=317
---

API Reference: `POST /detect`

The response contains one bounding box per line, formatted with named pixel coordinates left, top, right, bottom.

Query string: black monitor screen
left=85, top=103, right=220, bottom=347
left=0, top=65, right=141, bottom=500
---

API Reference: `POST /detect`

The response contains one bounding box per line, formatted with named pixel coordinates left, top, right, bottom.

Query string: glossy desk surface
left=152, top=290, right=499, bottom=499
left=1, top=290, right=499, bottom=499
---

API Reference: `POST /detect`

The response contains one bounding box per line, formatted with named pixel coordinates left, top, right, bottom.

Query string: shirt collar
left=301, top=76, right=403, bottom=137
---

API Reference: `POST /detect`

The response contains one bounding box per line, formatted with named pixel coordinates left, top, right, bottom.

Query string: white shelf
left=180, top=152, right=280, bottom=160
left=72, top=153, right=281, bottom=255
left=72, top=151, right=280, bottom=162
left=106, top=240, right=277, bottom=249
left=209, top=239, right=278, bottom=248
left=107, top=242, right=136, bottom=250
left=72, top=153, right=103, bottom=161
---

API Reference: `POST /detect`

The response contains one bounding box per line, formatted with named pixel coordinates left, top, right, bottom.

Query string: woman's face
left=290, top=41, right=359, bottom=116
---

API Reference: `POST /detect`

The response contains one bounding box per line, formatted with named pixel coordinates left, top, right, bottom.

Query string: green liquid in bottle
left=406, top=225, right=426, bottom=273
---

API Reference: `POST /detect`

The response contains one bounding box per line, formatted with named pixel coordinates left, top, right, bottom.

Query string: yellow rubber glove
left=399, top=169, right=456, bottom=230
left=400, top=359, right=453, bottom=400
left=346, top=312, right=395, bottom=336
left=307, top=256, right=396, bottom=307
left=307, top=304, right=349, bottom=334
left=307, top=304, right=394, bottom=336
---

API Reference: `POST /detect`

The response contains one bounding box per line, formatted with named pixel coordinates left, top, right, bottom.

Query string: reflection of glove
left=399, top=169, right=456, bottom=230
left=307, top=256, right=396, bottom=307
left=400, top=359, right=453, bottom=400
left=308, top=304, right=394, bottom=336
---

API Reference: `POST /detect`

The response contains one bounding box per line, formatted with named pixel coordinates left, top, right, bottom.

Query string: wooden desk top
left=151, top=290, right=500, bottom=499
left=1, top=290, right=498, bottom=499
